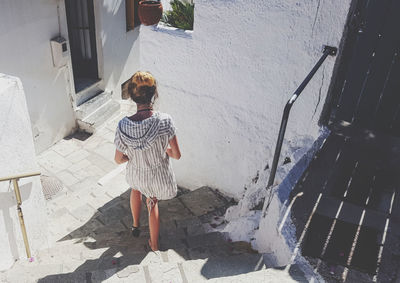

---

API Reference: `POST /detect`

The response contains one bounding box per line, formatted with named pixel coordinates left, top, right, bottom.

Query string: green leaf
left=161, top=0, right=194, bottom=30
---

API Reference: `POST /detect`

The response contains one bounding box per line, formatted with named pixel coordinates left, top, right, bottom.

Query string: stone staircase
left=76, top=92, right=120, bottom=133
left=2, top=187, right=305, bottom=282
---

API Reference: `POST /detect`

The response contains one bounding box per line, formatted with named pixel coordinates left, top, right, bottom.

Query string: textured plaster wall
left=0, top=75, right=49, bottom=271
left=0, top=0, right=142, bottom=152
left=138, top=0, right=351, bottom=198
left=99, top=0, right=141, bottom=100
left=0, top=0, right=76, bottom=154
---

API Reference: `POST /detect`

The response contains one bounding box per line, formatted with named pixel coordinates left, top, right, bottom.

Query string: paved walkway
left=1, top=105, right=307, bottom=282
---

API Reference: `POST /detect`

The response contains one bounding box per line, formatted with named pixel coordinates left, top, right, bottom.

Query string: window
left=126, top=0, right=140, bottom=31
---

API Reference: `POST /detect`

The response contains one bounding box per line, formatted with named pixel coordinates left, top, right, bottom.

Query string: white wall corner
left=0, top=74, right=49, bottom=271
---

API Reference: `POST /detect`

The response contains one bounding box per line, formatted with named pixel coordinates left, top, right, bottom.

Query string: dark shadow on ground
left=37, top=186, right=267, bottom=282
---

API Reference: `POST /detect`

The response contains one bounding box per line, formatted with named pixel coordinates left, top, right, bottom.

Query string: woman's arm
left=166, top=136, right=181, bottom=160
left=114, top=149, right=129, bottom=164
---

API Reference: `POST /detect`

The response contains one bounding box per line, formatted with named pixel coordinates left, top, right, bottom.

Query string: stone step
left=33, top=231, right=232, bottom=263
left=77, top=97, right=120, bottom=133
left=6, top=247, right=269, bottom=282
left=6, top=252, right=289, bottom=283
left=75, top=91, right=113, bottom=120
left=26, top=227, right=257, bottom=272
left=184, top=231, right=230, bottom=249
left=5, top=185, right=270, bottom=281
left=179, top=253, right=267, bottom=281
left=75, top=80, right=103, bottom=106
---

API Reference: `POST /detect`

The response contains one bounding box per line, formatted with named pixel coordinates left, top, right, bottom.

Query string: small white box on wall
left=50, top=36, right=69, bottom=68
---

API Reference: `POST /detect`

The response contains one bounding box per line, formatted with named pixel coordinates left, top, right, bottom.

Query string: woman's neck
left=128, top=104, right=153, bottom=121
left=136, top=104, right=153, bottom=112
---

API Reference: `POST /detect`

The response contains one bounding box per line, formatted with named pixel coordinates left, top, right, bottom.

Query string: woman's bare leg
left=130, top=188, right=142, bottom=227
left=147, top=197, right=159, bottom=251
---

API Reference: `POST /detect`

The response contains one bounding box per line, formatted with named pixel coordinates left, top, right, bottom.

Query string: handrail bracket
left=324, top=45, right=338, bottom=56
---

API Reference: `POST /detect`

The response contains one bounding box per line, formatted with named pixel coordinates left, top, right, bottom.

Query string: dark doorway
left=325, top=0, right=400, bottom=136
left=65, top=0, right=99, bottom=94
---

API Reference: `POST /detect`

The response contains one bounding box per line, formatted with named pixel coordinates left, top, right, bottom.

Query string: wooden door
left=65, top=0, right=99, bottom=92
left=328, top=0, right=400, bottom=136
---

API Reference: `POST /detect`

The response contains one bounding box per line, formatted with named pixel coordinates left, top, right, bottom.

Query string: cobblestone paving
left=1, top=105, right=306, bottom=282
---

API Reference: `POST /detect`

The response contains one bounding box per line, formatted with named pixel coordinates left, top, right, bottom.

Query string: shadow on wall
left=0, top=182, right=33, bottom=263
left=100, top=0, right=140, bottom=100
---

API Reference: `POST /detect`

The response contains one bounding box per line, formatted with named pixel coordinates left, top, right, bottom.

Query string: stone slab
left=47, top=211, right=83, bottom=237
left=86, top=152, right=117, bottom=173
left=159, top=235, right=187, bottom=250
left=179, top=259, right=208, bottom=282
left=187, top=244, right=233, bottom=260
left=82, top=135, right=104, bottom=151
left=5, top=263, right=65, bottom=283
left=70, top=204, right=97, bottom=223
left=158, top=198, right=193, bottom=223
left=97, top=196, right=124, bottom=213
left=93, top=142, right=116, bottom=163
left=176, top=217, right=203, bottom=228
left=184, top=253, right=265, bottom=280
left=37, top=150, right=73, bottom=174
left=186, top=232, right=228, bottom=249
left=147, top=261, right=183, bottom=283
left=51, top=139, right=82, bottom=157
left=57, top=170, right=80, bottom=187
left=96, top=204, right=129, bottom=226
left=166, top=248, right=191, bottom=264
left=179, top=187, right=227, bottom=216
left=114, top=265, right=146, bottom=282
left=186, top=224, right=206, bottom=236
left=68, top=159, right=92, bottom=173
left=68, top=218, right=104, bottom=239
left=66, top=149, right=91, bottom=163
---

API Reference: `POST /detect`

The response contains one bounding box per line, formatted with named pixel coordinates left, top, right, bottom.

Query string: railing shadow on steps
left=261, top=45, right=337, bottom=216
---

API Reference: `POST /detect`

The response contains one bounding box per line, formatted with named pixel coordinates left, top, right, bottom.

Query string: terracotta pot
left=138, top=1, right=163, bottom=26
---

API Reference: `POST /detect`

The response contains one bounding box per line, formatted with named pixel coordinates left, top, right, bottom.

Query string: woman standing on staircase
left=114, top=71, right=181, bottom=251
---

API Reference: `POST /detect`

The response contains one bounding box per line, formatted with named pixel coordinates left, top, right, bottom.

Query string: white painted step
left=76, top=92, right=120, bottom=133
left=75, top=92, right=113, bottom=120
left=4, top=253, right=306, bottom=283
left=75, top=80, right=103, bottom=106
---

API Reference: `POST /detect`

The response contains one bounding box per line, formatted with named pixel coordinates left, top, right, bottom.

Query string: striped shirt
left=114, top=112, right=177, bottom=200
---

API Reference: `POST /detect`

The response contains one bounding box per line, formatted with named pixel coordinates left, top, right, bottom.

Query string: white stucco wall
left=0, top=0, right=352, bottom=199
left=138, top=0, right=351, bottom=198
left=160, top=0, right=172, bottom=11
left=0, top=0, right=142, bottom=152
left=98, top=0, right=141, bottom=99
left=0, top=75, right=49, bottom=271
left=0, top=0, right=77, bottom=154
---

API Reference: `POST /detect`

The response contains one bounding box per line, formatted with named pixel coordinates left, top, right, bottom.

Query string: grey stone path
left=1, top=104, right=305, bottom=282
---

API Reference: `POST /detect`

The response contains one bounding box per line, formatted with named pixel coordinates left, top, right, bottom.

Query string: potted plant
left=138, top=0, right=163, bottom=26
left=161, top=0, right=194, bottom=30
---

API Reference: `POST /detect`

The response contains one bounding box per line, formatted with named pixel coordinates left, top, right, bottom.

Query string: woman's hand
left=115, top=149, right=129, bottom=164
left=166, top=136, right=181, bottom=160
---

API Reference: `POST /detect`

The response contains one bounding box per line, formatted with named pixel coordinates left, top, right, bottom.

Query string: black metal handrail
left=263, top=45, right=337, bottom=213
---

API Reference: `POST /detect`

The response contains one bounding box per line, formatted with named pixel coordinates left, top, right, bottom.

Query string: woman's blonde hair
left=127, top=71, right=158, bottom=104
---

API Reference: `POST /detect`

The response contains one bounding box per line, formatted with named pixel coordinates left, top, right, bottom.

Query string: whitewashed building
left=0, top=0, right=355, bottom=272
left=0, top=0, right=351, bottom=194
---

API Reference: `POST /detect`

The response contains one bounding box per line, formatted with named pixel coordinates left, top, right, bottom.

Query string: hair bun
left=132, top=71, right=155, bottom=88
left=126, top=71, right=158, bottom=104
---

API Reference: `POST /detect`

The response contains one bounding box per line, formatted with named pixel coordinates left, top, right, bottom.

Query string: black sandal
left=131, top=225, right=141, bottom=238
